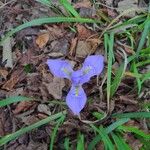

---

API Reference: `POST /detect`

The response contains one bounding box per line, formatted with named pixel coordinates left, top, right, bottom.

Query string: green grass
left=0, top=96, right=33, bottom=107
left=0, top=1, right=150, bottom=149
left=0, top=111, right=66, bottom=146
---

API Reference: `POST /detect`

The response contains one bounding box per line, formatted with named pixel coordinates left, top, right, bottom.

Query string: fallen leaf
left=86, top=38, right=102, bottom=53
left=13, top=101, right=34, bottom=114
left=69, top=37, right=78, bottom=56
left=22, top=115, right=39, bottom=125
left=50, top=38, right=69, bottom=55
left=74, top=1, right=91, bottom=8
left=45, top=25, right=64, bottom=40
left=2, top=37, right=13, bottom=68
left=43, top=77, right=65, bottom=99
left=2, top=69, right=26, bottom=91
left=36, top=32, right=49, bottom=48
left=37, top=104, right=51, bottom=115
left=0, top=69, right=8, bottom=79
left=76, top=40, right=92, bottom=57
left=117, top=0, right=138, bottom=17
left=76, top=24, right=92, bottom=40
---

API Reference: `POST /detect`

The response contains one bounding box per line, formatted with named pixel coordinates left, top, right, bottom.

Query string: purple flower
left=47, top=55, right=104, bottom=115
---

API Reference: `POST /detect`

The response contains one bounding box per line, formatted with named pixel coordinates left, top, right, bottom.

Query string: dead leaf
left=2, top=37, right=13, bottom=68
left=86, top=38, right=102, bottom=53
left=13, top=101, right=34, bottom=114
left=22, top=115, right=39, bottom=125
left=36, top=32, right=49, bottom=48
left=74, top=1, right=91, bottom=8
left=37, top=104, right=51, bottom=115
left=45, top=25, right=64, bottom=40
left=76, top=24, right=92, bottom=40
left=117, top=0, right=138, bottom=17
left=43, top=77, right=65, bottom=99
left=0, top=69, right=8, bottom=79
left=75, top=40, right=92, bottom=58
left=2, top=69, right=26, bottom=90
left=69, top=37, right=78, bottom=56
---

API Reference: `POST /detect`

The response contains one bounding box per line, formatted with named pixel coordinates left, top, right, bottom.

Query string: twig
left=0, top=0, right=16, bottom=9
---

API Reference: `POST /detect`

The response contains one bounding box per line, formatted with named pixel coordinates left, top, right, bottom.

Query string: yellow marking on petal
left=75, top=87, right=79, bottom=96
left=83, top=66, right=92, bottom=75
left=61, top=68, right=71, bottom=76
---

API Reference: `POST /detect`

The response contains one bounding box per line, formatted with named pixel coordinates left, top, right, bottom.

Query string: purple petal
left=83, top=55, right=104, bottom=76
left=66, top=85, right=87, bottom=115
left=80, top=55, right=104, bottom=84
left=71, top=55, right=104, bottom=85
left=47, top=59, right=73, bottom=79
left=71, top=70, right=83, bottom=86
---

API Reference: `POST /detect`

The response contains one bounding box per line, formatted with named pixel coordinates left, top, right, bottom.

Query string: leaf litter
left=0, top=0, right=150, bottom=149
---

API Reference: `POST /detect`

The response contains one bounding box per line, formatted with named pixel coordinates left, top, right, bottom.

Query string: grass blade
left=110, top=48, right=128, bottom=97
left=0, top=96, right=33, bottom=107
left=112, top=112, right=150, bottom=118
left=35, top=0, right=52, bottom=7
left=0, top=17, right=99, bottom=45
left=118, top=125, right=150, bottom=139
left=64, top=138, right=70, bottom=150
left=106, top=33, right=114, bottom=108
left=77, top=133, right=84, bottom=150
left=111, top=132, right=131, bottom=150
left=59, top=0, right=80, bottom=18
left=88, top=118, right=130, bottom=150
left=90, top=125, right=114, bottom=150
left=136, top=20, right=150, bottom=57
left=0, top=111, right=66, bottom=146
left=50, top=115, right=65, bottom=150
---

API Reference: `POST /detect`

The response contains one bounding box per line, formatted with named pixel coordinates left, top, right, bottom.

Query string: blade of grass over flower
left=90, top=125, right=114, bottom=150
left=50, top=115, right=65, bottom=150
left=112, top=112, right=150, bottom=118
left=77, top=133, right=84, bottom=150
left=0, top=96, right=33, bottom=107
left=118, top=126, right=150, bottom=139
left=0, top=17, right=100, bottom=45
left=110, top=48, right=127, bottom=97
left=88, top=118, right=130, bottom=150
left=59, top=0, right=80, bottom=18
left=35, top=0, right=52, bottom=7
left=111, top=132, right=131, bottom=150
left=0, top=111, right=66, bottom=146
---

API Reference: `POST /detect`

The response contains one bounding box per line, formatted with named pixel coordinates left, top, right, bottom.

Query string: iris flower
left=47, top=55, right=104, bottom=115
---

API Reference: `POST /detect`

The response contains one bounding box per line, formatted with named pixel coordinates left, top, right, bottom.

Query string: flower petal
left=47, top=59, right=73, bottom=79
left=66, top=85, right=87, bottom=115
left=80, top=55, right=104, bottom=84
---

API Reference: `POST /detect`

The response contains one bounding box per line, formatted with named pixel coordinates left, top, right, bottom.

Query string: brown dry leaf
left=45, top=25, right=64, bottom=40
left=75, top=40, right=92, bottom=57
left=69, top=37, right=78, bottom=56
left=86, top=38, right=102, bottom=53
left=43, top=77, right=65, bottom=99
left=74, top=1, right=91, bottom=8
left=13, top=101, right=34, bottom=114
left=22, top=115, right=39, bottom=125
left=2, top=69, right=25, bottom=90
left=76, top=24, right=92, bottom=40
left=2, top=37, right=13, bottom=68
left=0, top=69, right=8, bottom=79
left=36, top=32, right=50, bottom=48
